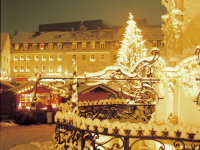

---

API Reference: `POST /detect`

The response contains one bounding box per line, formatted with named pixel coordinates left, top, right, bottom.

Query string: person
left=35, top=100, right=44, bottom=123
left=47, top=101, right=53, bottom=124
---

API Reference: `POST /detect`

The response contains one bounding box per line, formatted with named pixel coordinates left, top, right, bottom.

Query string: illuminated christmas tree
left=117, top=13, right=147, bottom=71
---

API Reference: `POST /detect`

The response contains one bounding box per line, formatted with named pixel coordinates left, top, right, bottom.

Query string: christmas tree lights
left=117, top=13, right=147, bottom=71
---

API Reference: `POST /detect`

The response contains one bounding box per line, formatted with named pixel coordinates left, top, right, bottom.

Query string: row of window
left=73, top=54, right=106, bottom=61
left=14, top=66, right=62, bottom=73
left=14, top=41, right=117, bottom=51
left=3, top=56, right=9, bottom=63
left=13, top=54, right=115, bottom=62
left=14, top=55, right=62, bottom=61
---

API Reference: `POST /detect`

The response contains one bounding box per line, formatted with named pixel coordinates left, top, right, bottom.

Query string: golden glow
left=117, top=13, right=146, bottom=70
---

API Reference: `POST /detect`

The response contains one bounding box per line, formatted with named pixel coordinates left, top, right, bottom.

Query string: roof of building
left=1, top=32, right=9, bottom=52
left=39, top=20, right=113, bottom=32
left=12, top=26, right=163, bottom=44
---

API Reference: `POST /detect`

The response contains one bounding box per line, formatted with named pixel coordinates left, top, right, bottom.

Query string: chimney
left=71, top=28, right=74, bottom=35
left=15, top=30, right=18, bottom=35
left=98, top=27, right=101, bottom=34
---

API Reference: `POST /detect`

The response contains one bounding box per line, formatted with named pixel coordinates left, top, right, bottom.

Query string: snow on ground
left=0, top=121, right=18, bottom=127
left=10, top=141, right=55, bottom=150
left=0, top=123, right=56, bottom=150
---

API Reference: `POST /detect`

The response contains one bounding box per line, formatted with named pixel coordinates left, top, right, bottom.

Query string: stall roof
left=8, top=81, right=36, bottom=93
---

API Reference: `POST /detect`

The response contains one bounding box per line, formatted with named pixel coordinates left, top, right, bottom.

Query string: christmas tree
left=117, top=13, right=147, bottom=71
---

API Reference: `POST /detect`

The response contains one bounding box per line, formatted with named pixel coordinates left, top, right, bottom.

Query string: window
left=32, top=44, right=37, bottom=50
left=113, top=54, right=117, bottom=61
left=26, top=66, right=30, bottom=72
left=23, top=44, right=28, bottom=50
left=42, top=66, right=46, bottom=72
left=14, top=56, right=18, bottom=61
left=90, top=54, right=95, bottom=61
left=73, top=55, right=76, bottom=61
left=82, top=55, right=86, bottom=61
left=4, top=56, right=5, bottom=62
left=49, top=55, right=53, bottom=61
left=153, top=41, right=157, bottom=47
left=49, top=66, right=53, bottom=72
left=26, top=55, right=30, bottom=60
left=20, top=66, right=24, bottom=72
left=40, top=44, right=45, bottom=50
left=90, top=42, right=95, bottom=49
left=72, top=42, right=78, bottom=50
left=115, top=42, right=120, bottom=49
left=34, top=66, right=39, bottom=72
left=42, top=55, right=46, bottom=61
left=35, top=55, right=39, bottom=61
left=15, top=44, right=19, bottom=51
left=100, top=54, right=105, bottom=61
left=58, top=55, right=62, bottom=61
left=14, top=67, right=18, bottom=72
left=82, top=42, right=87, bottom=49
left=57, top=43, right=62, bottom=50
left=20, top=55, right=24, bottom=61
left=100, top=42, right=105, bottom=49
left=48, top=43, right=53, bottom=50
left=7, top=57, right=8, bottom=62
left=57, top=66, right=62, bottom=72
left=161, top=41, right=165, bottom=47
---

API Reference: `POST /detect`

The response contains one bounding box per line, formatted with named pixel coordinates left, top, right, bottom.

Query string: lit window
left=90, top=42, right=95, bottom=49
left=42, top=55, right=46, bottom=61
left=49, top=55, right=53, bottom=61
left=20, top=66, right=24, bottom=72
left=72, top=42, right=78, bottom=50
left=82, top=42, right=87, bottom=49
left=35, top=55, right=39, bottom=61
left=14, top=56, right=18, bottom=61
left=26, top=55, right=30, bottom=60
left=48, top=43, right=53, bottom=50
left=113, top=54, right=117, bottom=61
left=161, top=41, right=165, bottom=47
left=14, top=67, right=18, bottom=72
left=26, top=66, right=30, bottom=72
left=15, top=44, right=19, bottom=51
left=57, top=66, right=62, bottom=72
left=4, top=56, right=5, bottom=62
left=40, top=44, right=45, bottom=50
left=115, top=42, right=120, bottom=49
left=20, top=55, right=24, bottom=60
left=58, top=55, right=62, bottom=61
left=73, top=55, right=76, bottom=61
left=7, top=57, right=8, bottom=62
left=100, top=42, right=105, bottom=49
left=23, top=44, right=28, bottom=50
left=100, top=54, right=105, bottom=61
left=82, top=55, right=86, bottom=61
left=49, top=66, right=53, bottom=72
left=90, top=54, right=95, bottom=61
left=34, top=66, right=39, bottom=72
left=32, top=44, right=37, bottom=50
left=42, top=66, right=46, bottom=72
left=57, top=43, right=62, bottom=50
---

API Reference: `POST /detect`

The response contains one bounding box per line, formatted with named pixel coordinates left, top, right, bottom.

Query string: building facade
left=10, top=20, right=164, bottom=80
left=1, top=32, right=11, bottom=79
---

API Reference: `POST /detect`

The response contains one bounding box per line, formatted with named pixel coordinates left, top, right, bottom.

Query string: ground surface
left=0, top=124, right=56, bottom=150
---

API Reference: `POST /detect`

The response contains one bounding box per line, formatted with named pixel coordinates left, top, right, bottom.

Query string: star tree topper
left=117, top=13, right=147, bottom=71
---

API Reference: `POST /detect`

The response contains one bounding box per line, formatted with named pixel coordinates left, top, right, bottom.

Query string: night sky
left=1, top=0, right=167, bottom=35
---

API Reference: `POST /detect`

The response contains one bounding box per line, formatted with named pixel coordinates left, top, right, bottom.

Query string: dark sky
left=1, top=0, right=167, bottom=35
